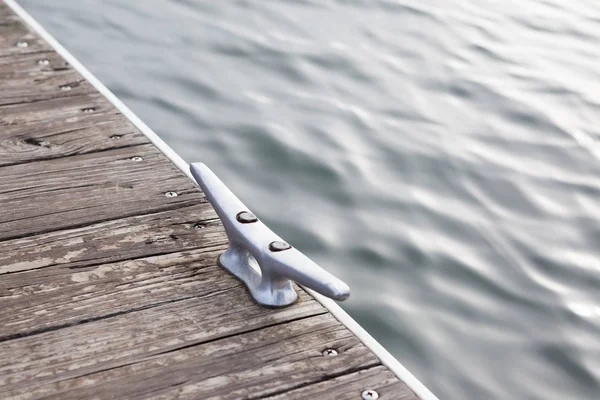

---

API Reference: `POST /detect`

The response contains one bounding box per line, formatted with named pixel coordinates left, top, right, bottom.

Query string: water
left=19, top=1, right=600, bottom=399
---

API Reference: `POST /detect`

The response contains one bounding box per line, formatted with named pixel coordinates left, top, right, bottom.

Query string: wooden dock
left=0, top=2, right=427, bottom=399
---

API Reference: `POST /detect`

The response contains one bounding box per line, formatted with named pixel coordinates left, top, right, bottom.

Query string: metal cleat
left=190, top=162, right=350, bottom=308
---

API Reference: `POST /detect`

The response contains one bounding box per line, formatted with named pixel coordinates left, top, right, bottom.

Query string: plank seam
left=0, top=294, right=201, bottom=343
left=1, top=224, right=223, bottom=279
left=254, top=360, right=382, bottom=400
left=63, top=310, right=331, bottom=385
left=0, top=139, right=142, bottom=169
left=0, top=283, right=247, bottom=344
left=0, top=196, right=207, bottom=244
left=150, top=310, right=332, bottom=360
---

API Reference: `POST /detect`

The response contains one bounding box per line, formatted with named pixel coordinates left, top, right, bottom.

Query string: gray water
left=19, top=1, right=600, bottom=399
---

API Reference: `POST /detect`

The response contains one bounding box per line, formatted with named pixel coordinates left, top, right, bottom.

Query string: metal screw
left=322, top=348, right=338, bottom=356
left=37, top=59, right=49, bottom=66
left=236, top=211, right=258, bottom=224
left=110, top=135, right=122, bottom=140
left=164, top=191, right=178, bottom=198
left=269, top=241, right=291, bottom=252
left=60, top=85, right=72, bottom=91
left=130, top=156, right=143, bottom=161
left=16, top=41, right=28, bottom=48
left=82, top=108, right=95, bottom=113
left=361, top=390, right=379, bottom=400
left=193, top=223, right=206, bottom=230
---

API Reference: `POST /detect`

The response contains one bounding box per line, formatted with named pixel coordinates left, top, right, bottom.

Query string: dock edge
left=4, top=1, right=440, bottom=399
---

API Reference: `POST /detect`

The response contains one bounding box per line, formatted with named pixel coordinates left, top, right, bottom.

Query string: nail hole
left=164, top=191, right=178, bottom=198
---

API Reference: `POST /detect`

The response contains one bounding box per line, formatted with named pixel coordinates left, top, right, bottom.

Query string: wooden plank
left=0, top=20, right=51, bottom=57
left=0, top=49, right=68, bottom=77
left=0, top=311, right=382, bottom=400
left=0, top=144, right=203, bottom=241
left=0, top=67, right=95, bottom=106
left=0, top=3, right=51, bottom=57
left=0, top=248, right=235, bottom=339
left=0, top=94, right=148, bottom=167
left=265, top=366, right=418, bottom=400
left=0, top=204, right=222, bottom=275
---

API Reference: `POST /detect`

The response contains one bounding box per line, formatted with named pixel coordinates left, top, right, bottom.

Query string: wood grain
left=0, top=145, right=202, bottom=241
left=0, top=204, right=222, bottom=275
left=265, top=366, right=419, bottom=400
left=0, top=66, right=95, bottom=106
left=0, top=20, right=51, bottom=57
left=0, top=94, right=149, bottom=166
left=0, top=311, right=384, bottom=400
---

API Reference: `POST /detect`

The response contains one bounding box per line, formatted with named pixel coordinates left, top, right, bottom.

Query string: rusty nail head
left=361, top=390, right=379, bottom=400
left=322, top=349, right=338, bottom=356
left=165, top=191, right=178, bottom=198
left=236, top=211, right=258, bottom=224
left=269, top=241, right=291, bottom=252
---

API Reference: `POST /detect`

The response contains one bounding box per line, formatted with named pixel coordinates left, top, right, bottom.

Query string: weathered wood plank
left=265, top=366, right=418, bottom=400
left=0, top=145, right=202, bottom=241
left=0, top=49, right=68, bottom=76
left=0, top=94, right=148, bottom=166
left=0, top=248, right=238, bottom=339
left=0, top=312, right=383, bottom=400
left=0, top=3, right=51, bottom=56
left=0, top=250, right=328, bottom=395
left=0, top=204, right=222, bottom=275
left=0, top=67, right=95, bottom=106
left=0, top=20, right=51, bottom=57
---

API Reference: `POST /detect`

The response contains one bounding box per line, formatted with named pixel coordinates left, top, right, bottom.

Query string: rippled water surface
left=19, top=0, right=600, bottom=398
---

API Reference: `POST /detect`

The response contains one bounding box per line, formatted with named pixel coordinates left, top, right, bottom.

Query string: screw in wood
left=37, top=59, right=49, bottom=66
left=16, top=41, right=28, bottom=47
left=164, top=191, right=178, bottom=198
left=322, top=349, right=338, bottom=356
left=130, top=156, right=143, bottom=161
left=361, top=390, right=379, bottom=400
